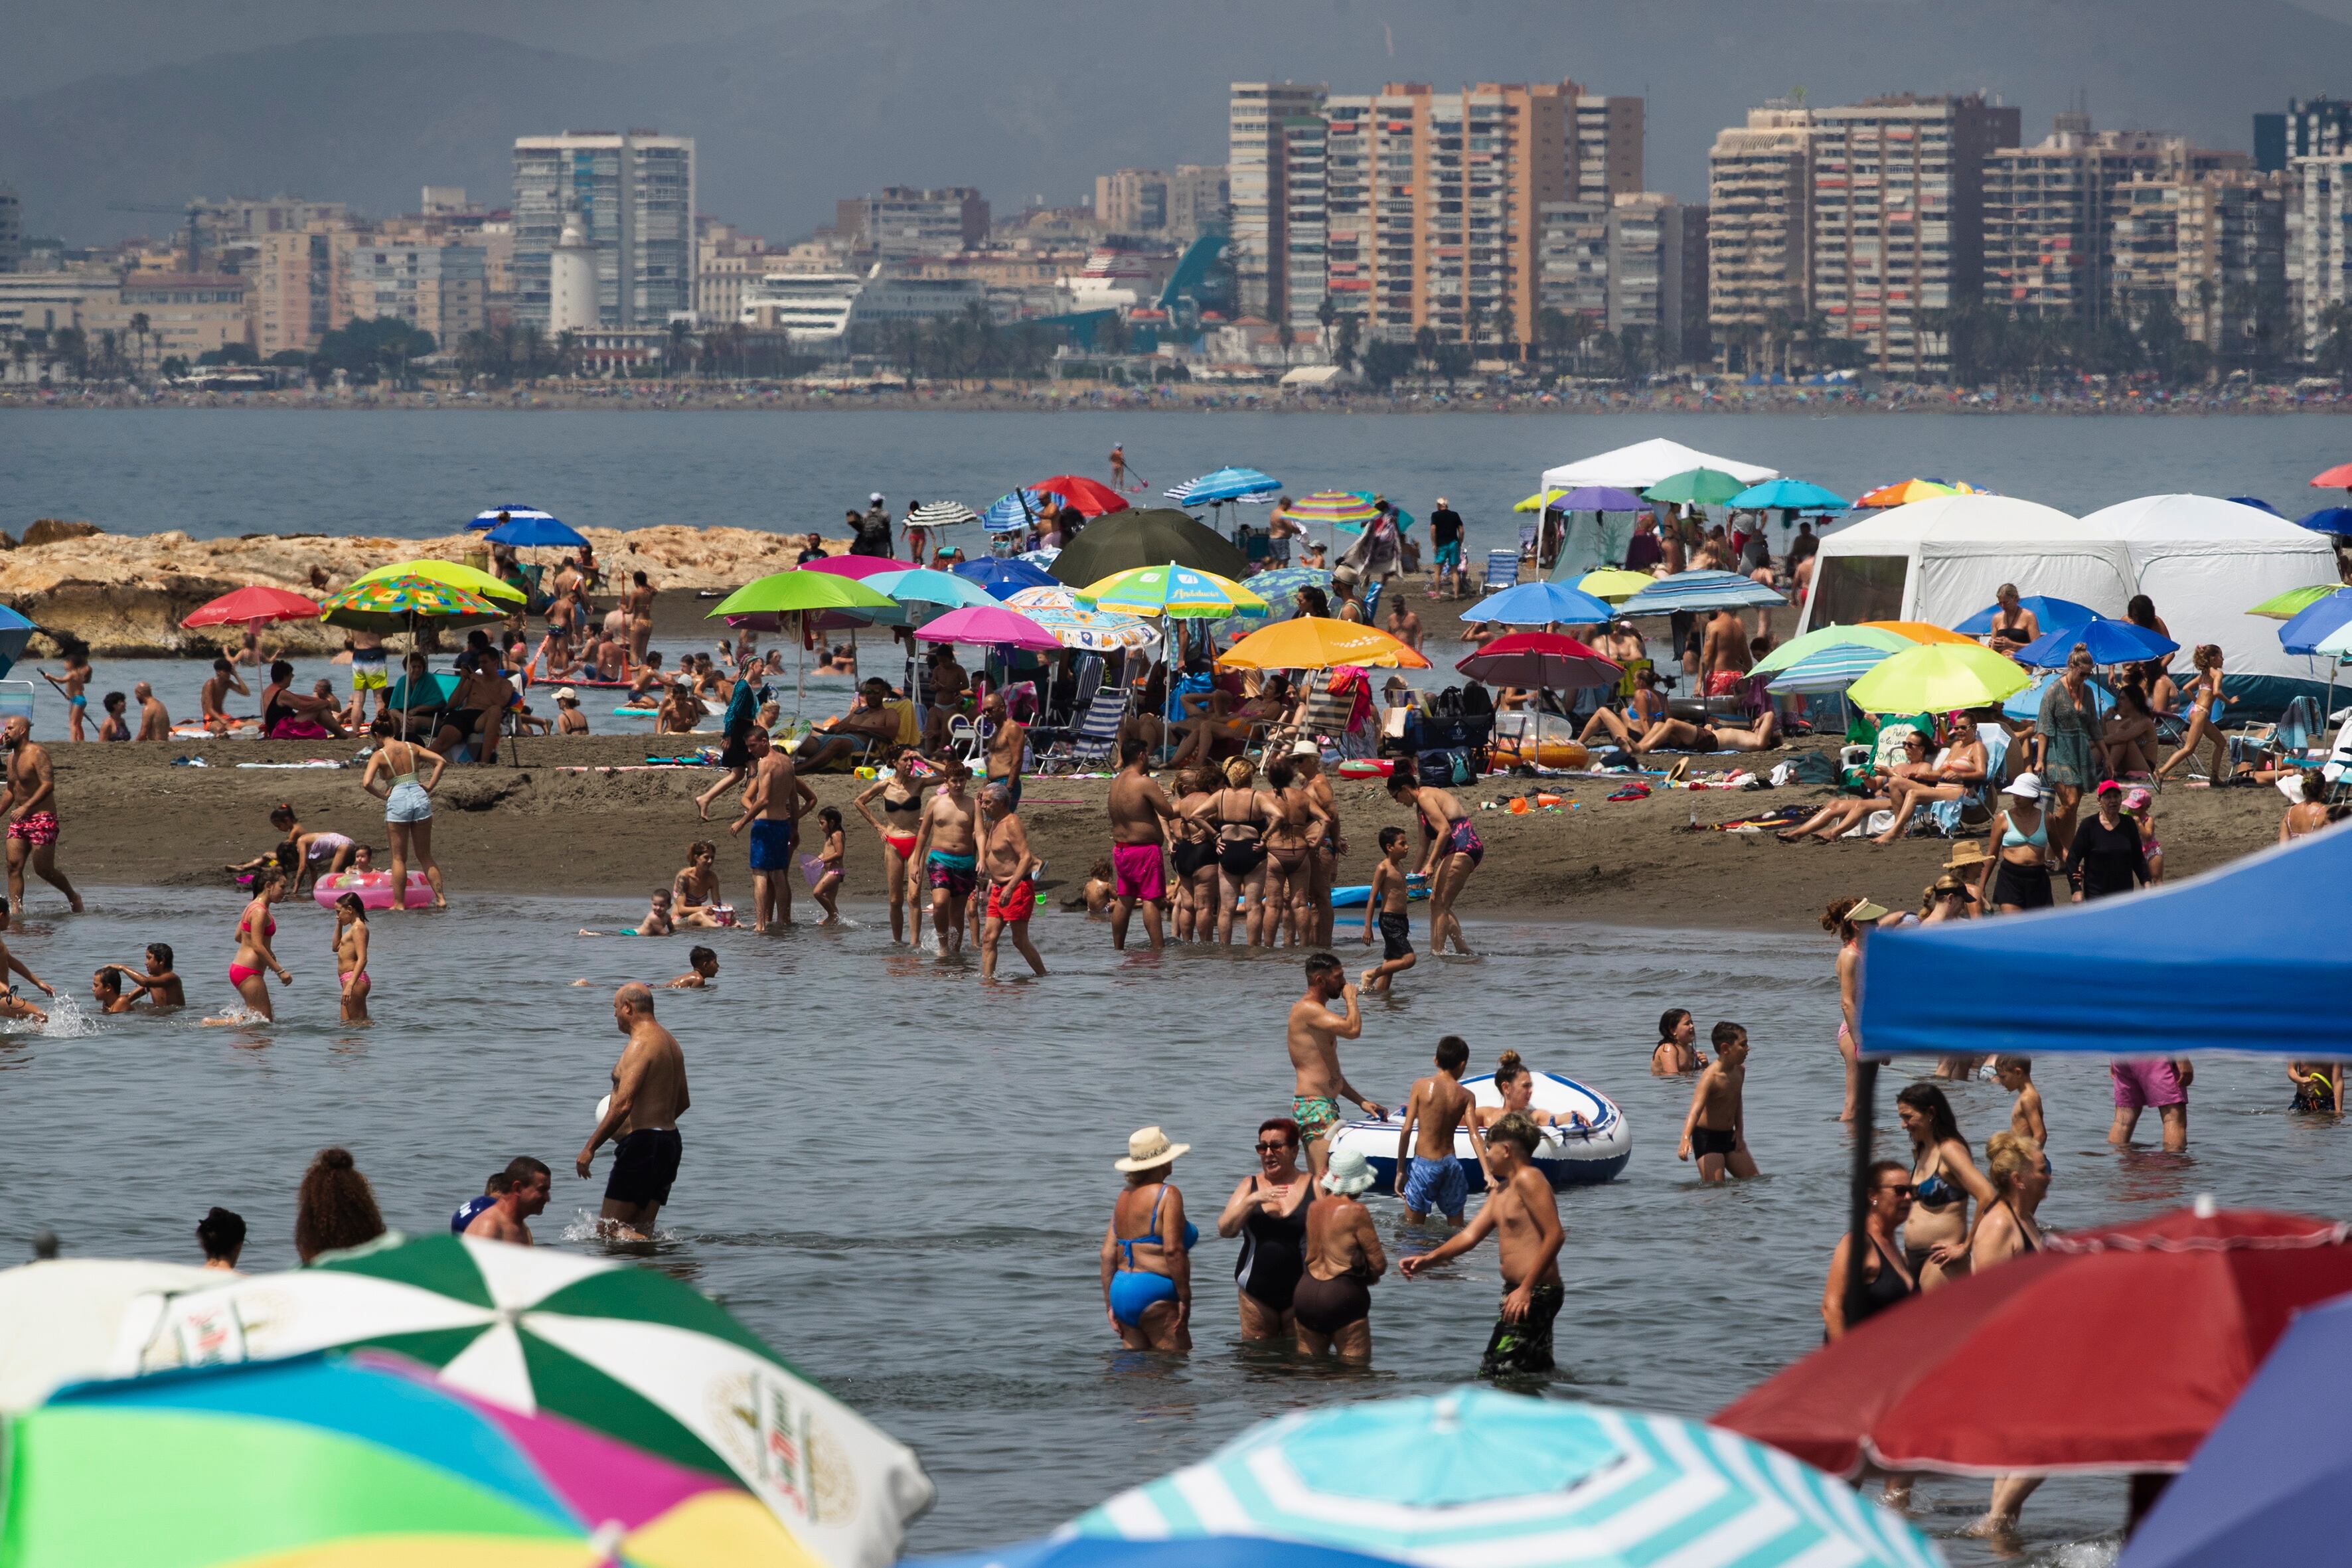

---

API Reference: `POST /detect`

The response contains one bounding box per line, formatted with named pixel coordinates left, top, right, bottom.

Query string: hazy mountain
left=8, top=0, right=2352, bottom=246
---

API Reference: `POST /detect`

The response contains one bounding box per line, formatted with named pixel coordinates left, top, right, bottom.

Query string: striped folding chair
left=1056, top=686, right=1129, bottom=773
left=1480, top=549, right=1520, bottom=593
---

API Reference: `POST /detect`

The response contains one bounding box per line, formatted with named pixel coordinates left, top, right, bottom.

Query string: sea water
left=0, top=886, right=2338, bottom=1565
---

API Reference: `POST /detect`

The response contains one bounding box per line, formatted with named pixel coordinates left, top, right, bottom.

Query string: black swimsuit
left=1234, top=1176, right=1310, bottom=1311
left=1212, top=788, right=1267, bottom=876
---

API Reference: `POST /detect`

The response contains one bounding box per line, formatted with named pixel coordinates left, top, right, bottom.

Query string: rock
left=23, top=519, right=101, bottom=547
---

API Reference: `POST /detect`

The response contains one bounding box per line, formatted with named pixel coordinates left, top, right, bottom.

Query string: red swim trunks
left=986, top=876, right=1038, bottom=923
left=7, top=812, right=57, bottom=845
left=1111, top=842, right=1165, bottom=902
left=1703, top=670, right=1747, bottom=697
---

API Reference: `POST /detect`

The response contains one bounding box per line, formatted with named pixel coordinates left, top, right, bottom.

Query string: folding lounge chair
left=1048, top=685, right=1129, bottom=773
left=1480, top=549, right=1520, bottom=593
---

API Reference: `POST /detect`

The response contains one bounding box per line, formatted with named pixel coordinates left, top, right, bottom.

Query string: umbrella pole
left=1841, top=1056, right=1881, bottom=1333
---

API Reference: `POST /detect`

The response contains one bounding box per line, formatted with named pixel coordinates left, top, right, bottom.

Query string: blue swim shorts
left=1403, top=1154, right=1468, bottom=1221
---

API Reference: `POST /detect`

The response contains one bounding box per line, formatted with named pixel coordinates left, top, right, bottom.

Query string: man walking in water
left=464, top=1156, right=553, bottom=1246
left=1287, top=953, right=1385, bottom=1176
left=1401, top=1112, right=1567, bottom=1379
left=729, top=727, right=813, bottom=933
left=1107, top=737, right=1178, bottom=950
left=2, top=717, right=80, bottom=929
left=578, top=984, right=689, bottom=1242
left=909, top=758, right=980, bottom=955
left=977, top=782, right=1046, bottom=980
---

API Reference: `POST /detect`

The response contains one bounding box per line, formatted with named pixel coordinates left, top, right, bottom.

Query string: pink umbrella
left=913, top=603, right=1063, bottom=653
left=804, top=554, right=902, bottom=580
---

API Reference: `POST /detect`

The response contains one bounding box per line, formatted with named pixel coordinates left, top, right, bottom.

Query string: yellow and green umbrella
left=317, top=573, right=503, bottom=635
left=1577, top=569, right=1658, bottom=601
left=1846, top=642, right=2030, bottom=714
left=1751, top=623, right=1913, bottom=676
left=1285, top=491, right=1381, bottom=528
left=1082, top=565, right=1267, bottom=619
left=1217, top=616, right=1431, bottom=670
left=1514, top=488, right=1568, bottom=513
left=2248, top=583, right=2348, bottom=620
left=354, top=558, right=527, bottom=603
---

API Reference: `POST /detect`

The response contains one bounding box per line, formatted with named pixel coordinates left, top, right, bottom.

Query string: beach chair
left=1052, top=684, right=1129, bottom=773
left=1480, top=549, right=1520, bottom=593
left=1517, top=523, right=1538, bottom=562
left=1360, top=580, right=1383, bottom=625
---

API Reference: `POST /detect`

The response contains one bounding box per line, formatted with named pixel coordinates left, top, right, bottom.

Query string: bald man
left=576, top=983, right=690, bottom=1241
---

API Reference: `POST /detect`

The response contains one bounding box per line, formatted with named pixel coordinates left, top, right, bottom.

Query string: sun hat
left=1321, top=1145, right=1377, bottom=1197
left=1114, top=1126, right=1190, bottom=1172
left=553, top=687, right=578, bottom=702
left=1944, top=841, right=1992, bottom=869
left=1847, top=896, right=1891, bottom=923
left=2003, top=771, right=2043, bottom=801
left=1290, top=738, right=1320, bottom=757
left=2123, top=786, right=2152, bottom=811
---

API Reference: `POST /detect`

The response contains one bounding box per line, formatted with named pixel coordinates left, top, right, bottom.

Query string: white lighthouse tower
left=548, top=204, right=598, bottom=335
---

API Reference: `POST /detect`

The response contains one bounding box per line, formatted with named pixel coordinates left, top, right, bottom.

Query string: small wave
left=556, top=1208, right=682, bottom=1247
left=39, top=995, right=100, bottom=1038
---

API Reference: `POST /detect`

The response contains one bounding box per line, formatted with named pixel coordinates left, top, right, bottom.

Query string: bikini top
left=2001, top=809, right=2048, bottom=848
left=1117, top=1186, right=1199, bottom=1267
left=1995, top=1197, right=2041, bottom=1253
left=1913, top=1157, right=1962, bottom=1212
left=240, top=908, right=277, bottom=941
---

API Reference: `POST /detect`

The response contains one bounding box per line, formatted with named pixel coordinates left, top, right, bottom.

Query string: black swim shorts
left=604, top=1127, right=682, bottom=1207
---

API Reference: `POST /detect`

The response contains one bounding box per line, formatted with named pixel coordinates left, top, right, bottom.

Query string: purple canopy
left=1555, top=485, right=1649, bottom=512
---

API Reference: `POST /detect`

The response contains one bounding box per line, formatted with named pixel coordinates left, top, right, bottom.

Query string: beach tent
left=1535, top=439, right=1779, bottom=582
left=1800, top=494, right=2123, bottom=639
left=1859, top=823, right=2352, bottom=1058
left=2078, top=494, right=2341, bottom=700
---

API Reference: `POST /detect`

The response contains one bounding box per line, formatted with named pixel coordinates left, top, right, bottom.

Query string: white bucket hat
left=2003, top=771, right=2043, bottom=801
left=1114, top=1126, right=1191, bottom=1172
left=1321, top=1145, right=1377, bottom=1197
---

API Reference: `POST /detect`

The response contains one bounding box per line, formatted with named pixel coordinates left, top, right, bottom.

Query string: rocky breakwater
left=0, top=523, right=811, bottom=656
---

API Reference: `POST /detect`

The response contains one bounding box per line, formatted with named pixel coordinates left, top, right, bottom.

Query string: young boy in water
left=102, top=943, right=183, bottom=1008
left=90, top=967, right=141, bottom=1014
left=1996, top=1057, right=2046, bottom=1143
left=1678, top=1022, right=1759, bottom=1183
left=666, top=947, right=719, bottom=989
left=1399, top=1113, right=1566, bottom=1379
left=1358, top=826, right=1417, bottom=993
left=1394, top=1034, right=1488, bottom=1224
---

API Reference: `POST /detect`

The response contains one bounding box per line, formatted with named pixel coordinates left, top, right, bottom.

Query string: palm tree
left=1275, top=321, right=1294, bottom=367
left=1413, top=324, right=1438, bottom=374
left=555, top=329, right=580, bottom=381
left=1334, top=314, right=1362, bottom=374
left=7, top=337, right=28, bottom=386
left=665, top=319, right=695, bottom=381
left=128, top=312, right=151, bottom=383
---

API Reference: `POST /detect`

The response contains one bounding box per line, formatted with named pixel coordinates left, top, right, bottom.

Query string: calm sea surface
left=0, top=885, right=2340, bottom=1567
left=3, top=407, right=2349, bottom=549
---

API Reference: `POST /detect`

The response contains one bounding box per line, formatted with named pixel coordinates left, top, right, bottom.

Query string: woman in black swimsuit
left=1215, top=1117, right=1313, bottom=1342
left=1168, top=767, right=1220, bottom=943
left=1190, top=756, right=1273, bottom=946
left=1820, top=1158, right=1919, bottom=1340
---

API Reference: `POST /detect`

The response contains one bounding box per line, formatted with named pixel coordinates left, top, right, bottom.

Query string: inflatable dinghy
left=1330, top=1069, right=1630, bottom=1191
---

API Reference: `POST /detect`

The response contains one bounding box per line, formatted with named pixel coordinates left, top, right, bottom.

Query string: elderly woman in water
left=1101, top=1127, right=1196, bottom=1354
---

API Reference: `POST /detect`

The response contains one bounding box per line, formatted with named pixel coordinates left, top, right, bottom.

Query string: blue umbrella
left=912, top=1536, right=1410, bottom=1568
left=2227, top=495, right=2284, bottom=516
left=2014, top=615, right=2177, bottom=668
left=484, top=514, right=589, bottom=549
left=1615, top=570, right=1788, bottom=617
left=2118, top=1291, right=2352, bottom=1568
left=982, top=489, right=1048, bottom=533
left=1460, top=580, right=1616, bottom=626
left=0, top=605, right=35, bottom=678
left=2003, top=670, right=2116, bottom=724
left=1553, top=485, right=1648, bottom=512
left=867, top=568, right=998, bottom=610
left=1067, top=1387, right=1941, bottom=1568
left=2297, top=506, right=2352, bottom=537
left=1165, top=467, right=1282, bottom=505
left=1951, top=595, right=2099, bottom=638
left=1728, top=477, right=1849, bottom=513
left=2280, top=591, right=2352, bottom=656
left=953, top=558, right=1057, bottom=599
left=467, top=505, right=564, bottom=531
left=1765, top=642, right=1899, bottom=694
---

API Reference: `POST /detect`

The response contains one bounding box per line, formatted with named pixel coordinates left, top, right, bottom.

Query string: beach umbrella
left=2296, top=506, right=2352, bottom=536
left=1284, top=490, right=1383, bottom=553
left=485, top=514, right=591, bottom=550
left=115, top=1233, right=934, bottom=1567
left=1615, top=570, right=1787, bottom=617
left=2308, top=462, right=2352, bottom=490
left=1032, top=475, right=1130, bottom=516
left=2228, top=495, right=2284, bottom=516
left=179, top=584, right=323, bottom=629
left=354, top=557, right=526, bottom=604
left=1728, top=477, right=1849, bottom=512
left=1950, top=594, right=2099, bottom=638
left=1766, top=643, right=1902, bottom=696
left=981, top=488, right=1049, bottom=534
left=1050, top=510, right=1247, bottom=588
left=0, top=1259, right=218, bottom=1411
left=2015, top=615, right=2178, bottom=668
left=1005, top=586, right=1089, bottom=613
left=1018, top=603, right=1158, bottom=653
left=1859, top=619, right=1978, bottom=646
left=914, top=1535, right=1411, bottom=1568
left=0, top=605, right=33, bottom=679
left=1642, top=467, right=1748, bottom=507
left=1460, top=580, right=1616, bottom=626
left=1083, top=565, right=1267, bottom=619
left=2003, top=669, right=2116, bottom=724
left=913, top=603, right=1064, bottom=654
left=1217, top=617, right=1430, bottom=670
left=1555, top=484, right=1649, bottom=512
left=1164, top=466, right=1281, bottom=505
left=2117, top=1291, right=2352, bottom=1568
left=1853, top=478, right=1958, bottom=509
left=803, top=554, right=905, bottom=582
left=1455, top=631, right=1620, bottom=690
left=908, top=499, right=979, bottom=530
left=1239, top=566, right=1333, bottom=605
left=1715, top=1204, right=2352, bottom=1481
left=1514, top=487, right=1569, bottom=513
left=953, top=558, right=1057, bottom=598
left=1752, top=623, right=1914, bottom=676
left=383, top=668, right=461, bottom=712
left=709, top=568, right=899, bottom=714
left=2279, top=591, right=2352, bottom=656
left=468, top=504, right=566, bottom=531
left=1575, top=568, right=1657, bottom=601
left=318, top=573, right=502, bottom=635
left=868, top=568, right=998, bottom=611
left=2247, top=583, right=2349, bottom=619
left=1066, top=1386, right=1942, bottom=1568
left=1844, top=641, right=2032, bottom=714
left=1, top=1348, right=812, bottom=1567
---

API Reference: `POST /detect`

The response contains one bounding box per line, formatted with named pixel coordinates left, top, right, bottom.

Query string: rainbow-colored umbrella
left=1284, top=491, right=1381, bottom=529
left=1082, top=565, right=1267, bottom=619
left=317, top=572, right=504, bottom=635
left=2, top=1350, right=811, bottom=1567
left=353, top=558, right=527, bottom=603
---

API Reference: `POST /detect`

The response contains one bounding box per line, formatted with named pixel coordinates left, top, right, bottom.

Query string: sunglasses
left=1877, top=1183, right=1916, bottom=1197
left=1255, top=1140, right=1296, bottom=1153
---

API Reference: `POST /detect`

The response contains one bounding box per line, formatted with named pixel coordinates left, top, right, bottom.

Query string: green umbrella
left=2247, top=583, right=2348, bottom=620
left=1751, top=623, right=1915, bottom=676
left=1048, top=509, right=1247, bottom=588
left=708, top=569, right=899, bottom=720
left=1643, top=467, right=1749, bottom=507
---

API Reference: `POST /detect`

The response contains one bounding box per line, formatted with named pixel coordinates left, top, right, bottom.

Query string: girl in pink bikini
left=333, top=892, right=370, bottom=1024
left=228, top=867, right=292, bottom=1020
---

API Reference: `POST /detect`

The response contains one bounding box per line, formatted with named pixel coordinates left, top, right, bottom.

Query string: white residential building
left=512, top=129, right=697, bottom=330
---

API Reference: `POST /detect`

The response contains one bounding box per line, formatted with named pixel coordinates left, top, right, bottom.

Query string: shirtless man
left=627, top=652, right=668, bottom=701
left=977, top=782, right=1046, bottom=980
left=624, top=571, right=657, bottom=671
left=1395, top=1034, right=1489, bottom=1224
left=1384, top=597, right=1424, bottom=654
left=1630, top=710, right=1780, bottom=757
left=730, top=728, right=814, bottom=933
left=1401, top=1112, right=1567, bottom=1379
left=576, top=985, right=690, bottom=1241
left=982, top=692, right=1026, bottom=809
left=1699, top=608, right=1753, bottom=698
left=1678, top=1022, right=1759, bottom=1182
left=2, top=718, right=80, bottom=928
left=464, top=1156, right=552, bottom=1246
left=132, top=681, right=171, bottom=742
left=1287, top=953, right=1386, bottom=1176
left=1292, top=742, right=1344, bottom=945
left=909, top=759, right=980, bottom=955
left=200, top=658, right=248, bottom=734
left=1107, top=737, right=1178, bottom=950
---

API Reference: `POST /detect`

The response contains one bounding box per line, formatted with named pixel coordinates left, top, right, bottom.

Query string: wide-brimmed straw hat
left=1115, top=1126, right=1191, bottom=1172
left=1944, top=841, right=1992, bottom=869
left=1322, top=1146, right=1377, bottom=1197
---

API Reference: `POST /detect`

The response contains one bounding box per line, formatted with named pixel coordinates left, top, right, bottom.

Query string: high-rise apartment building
left=1281, top=118, right=1329, bottom=335
left=1095, top=170, right=1170, bottom=235
left=1230, top=83, right=1327, bottom=319
left=0, top=186, right=19, bottom=274
left=350, top=243, right=487, bottom=348
left=1166, top=165, right=1229, bottom=240
left=2175, top=171, right=2288, bottom=357
left=1576, top=96, right=1646, bottom=205
left=512, top=130, right=696, bottom=330
left=836, top=188, right=990, bottom=259
left=1537, top=202, right=1610, bottom=323
left=1707, top=104, right=1814, bottom=356
left=2257, top=99, right=2352, bottom=174
left=253, top=224, right=364, bottom=357
left=1808, top=94, right=2019, bottom=373
left=2286, top=155, right=2352, bottom=354
left=1605, top=195, right=1709, bottom=363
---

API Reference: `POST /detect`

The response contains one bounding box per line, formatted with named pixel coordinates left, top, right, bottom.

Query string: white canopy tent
left=2078, top=494, right=2340, bottom=685
left=1538, top=437, right=1779, bottom=493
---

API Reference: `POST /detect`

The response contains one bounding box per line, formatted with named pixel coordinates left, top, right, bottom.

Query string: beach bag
left=1786, top=749, right=1840, bottom=785
left=1418, top=747, right=1479, bottom=787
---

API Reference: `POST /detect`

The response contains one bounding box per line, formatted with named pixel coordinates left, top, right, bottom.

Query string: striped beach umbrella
left=468, top=504, right=565, bottom=531
left=1752, top=623, right=1914, bottom=677
left=1614, top=570, right=1788, bottom=617
left=116, top=1234, right=935, bottom=1568
left=982, top=489, right=1049, bottom=533
left=1166, top=467, right=1282, bottom=506
left=1766, top=642, right=1902, bottom=695
left=2, top=1349, right=811, bottom=1567
left=1285, top=491, right=1381, bottom=529
left=1083, top=566, right=1267, bottom=619
left=908, top=500, right=979, bottom=530
left=1065, top=1387, right=1942, bottom=1568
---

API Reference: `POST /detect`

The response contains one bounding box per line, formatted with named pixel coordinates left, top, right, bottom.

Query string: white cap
left=870, top=492, right=886, bottom=503
left=2003, top=771, right=2043, bottom=801
left=553, top=686, right=578, bottom=702
left=1291, top=738, right=1320, bottom=757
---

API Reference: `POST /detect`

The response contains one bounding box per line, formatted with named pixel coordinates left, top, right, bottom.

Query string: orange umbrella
left=1863, top=619, right=1978, bottom=646
left=2311, top=463, right=2352, bottom=490
left=1853, top=479, right=1958, bottom=509
left=1215, top=615, right=1429, bottom=670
